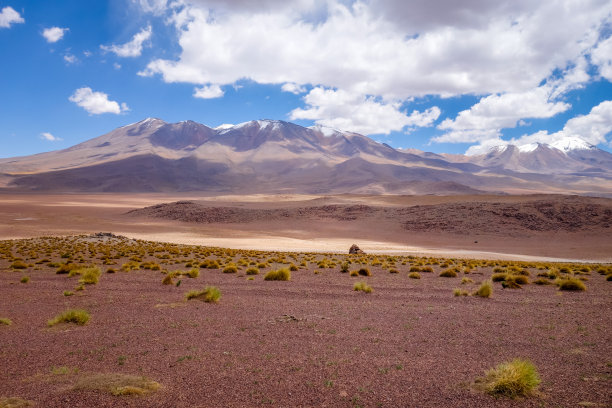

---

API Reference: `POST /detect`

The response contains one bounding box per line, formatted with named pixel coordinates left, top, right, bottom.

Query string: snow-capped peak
left=214, top=123, right=234, bottom=130
left=309, top=124, right=341, bottom=137
left=517, top=142, right=540, bottom=153
left=120, top=117, right=164, bottom=129
left=549, top=136, right=595, bottom=153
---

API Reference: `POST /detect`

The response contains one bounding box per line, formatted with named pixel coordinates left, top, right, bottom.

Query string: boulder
left=349, top=244, right=365, bottom=254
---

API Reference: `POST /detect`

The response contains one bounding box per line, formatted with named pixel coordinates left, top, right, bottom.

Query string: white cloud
left=592, top=36, right=612, bottom=81
left=113, top=62, right=122, bottom=70
left=40, top=132, right=62, bottom=142
left=101, top=25, right=152, bottom=57
left=193, top=84, right=224, bottom=99
left=0, top=6, right=24, bottom=28
left=281, top=82, right=306, bottom=94
left=42, top=26, right=68, bottom=43
left=466, top=100, right=612, bottom=154
left=290, top=87, right=440, bottom=135
left=69, top=87, right=129, bottom=115
left=435, top=85, right=572, bottom=143
left=64, top=54, right=77, bottom=64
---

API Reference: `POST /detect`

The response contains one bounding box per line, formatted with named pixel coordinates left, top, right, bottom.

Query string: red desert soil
left=1, top=193, right=612, bottom=261
left=0, top=235, right=610, bottom=407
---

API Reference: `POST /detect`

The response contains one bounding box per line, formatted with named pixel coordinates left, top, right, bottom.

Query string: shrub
left=161, top=272, right=175, bottom=285
left=491, top=273, right=507, bottom=282
left=20, top=276, right=30, bottom=284
left=78, top=267, right=101, bottom=285
left=353, top=281, right=373, bottom=293
left=409, top=266, right=420, bottom=272
left=246, top=267, right=259, bottom=275
left=501, top=279, right=522, bottom=289
left=63, top=291, right=74, bottom=296
left=264, top=268, right=291, bottom=281
left=340, top=262, right=350, bottom=273
left=106, top=268, right=116, bottom=274
left=556, top=277, right=586, bottom=291
left=10, top=260, right=27, bottom=269
left=0, top=397, right=34, bottom=407
left=186, top=268, right=199, bottom=278
left=408, top=272, right=421, bottom=279
left=56, top=263, right=78, bottom=274
left=421, top=266, right=434, bottom=273
left=72, top=373, right=160, bottom=396
left=358, top=267, right=371, bottom=277
left=607, top=274, right=612, bottom=281
left=0, top=317, right=12, bottom=326
left=289, top=263, right=298, bottom=271
left=222, top=264, right=238, bottom=274
left=461, top=277, right=474, bottom=284
left=389, top=268, right=399, bottom=274
left=439, top=269, right=458, bottom=278
left=48, top=309, right=90, bottom=327
left=482, top=359, right=540, bottom=398
left=453, top=288, right=469, bottom=296
left=473, top=281, right=492, bottom=298
left=349, top=270, right=359, bottom=277
left=185, top=286, right=221, bottom=303
left=512, top=275, right=529, bottom=285
left=533, top=278, right=552, bottom=285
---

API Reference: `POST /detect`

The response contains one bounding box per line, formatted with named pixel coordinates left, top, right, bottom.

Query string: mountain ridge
left=1, top=118, right=611, bottom=196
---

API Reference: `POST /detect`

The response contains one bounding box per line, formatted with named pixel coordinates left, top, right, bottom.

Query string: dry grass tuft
left=72, top=373, right=160, bottom=396
left=47, top=309, right=90, bottom=327
left=353, top=281, right=373, bottom=293
left=78, top=267, right=101, bottom=285
left=0, top=397, right=34, bottom=407
left=0, top=318, right=13, bottom=326
left=556, top=277, right=586, bottom=291
left=473, top=280, right=493, bottom=298
left=481, top=359, right=540, bottom=398
left=408, top=272, right=421, bottom=279
left=264, top=268, right=291, bottom=281
left=185, top=286, right=221, bottom=303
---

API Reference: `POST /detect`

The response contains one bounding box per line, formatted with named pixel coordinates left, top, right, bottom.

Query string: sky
left=1, top=0, right=612, bottom=159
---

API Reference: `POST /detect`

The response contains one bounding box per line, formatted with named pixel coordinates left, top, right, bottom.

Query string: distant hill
left=1, top=118, right=611, bottom=195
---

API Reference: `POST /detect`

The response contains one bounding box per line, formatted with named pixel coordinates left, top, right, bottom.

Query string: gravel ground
left=0, top=238, right=610, bottom=407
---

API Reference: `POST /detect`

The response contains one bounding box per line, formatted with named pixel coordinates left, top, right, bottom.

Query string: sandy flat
left=1, top=193, right=611, bottom=262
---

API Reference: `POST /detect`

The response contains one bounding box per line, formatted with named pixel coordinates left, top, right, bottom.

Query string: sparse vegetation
left=353, top=281, right=372, bottom=293
left=481, top=358, right=541, bottom=398
left=0, top=318, right=12, bottom=326
left=47, top=309, right=90, bottom=327
left=0, top=397, right=34, bottom=407
left=246, top=266, right=259, bottom=275
left=185, top=286, right=221, bottom=303
left=473, top=280, right=492, bottom=298
left=453, top=288, right=469, bottom=296
left=264, top=268, right=291, bottom=281
left=19, top=276, right=29, bottom=283
left=72, top=373, right=160, bottom=396
left=358, top=267, right=371, bottom=276
left=556, top=277, right=586, bottom=291
left=440, top=269, right=458, bottom=278
left=78, top=267, right=101, bottom=285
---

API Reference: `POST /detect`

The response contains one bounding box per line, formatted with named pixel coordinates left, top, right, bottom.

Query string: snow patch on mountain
left=549, top=136, right=595, bottom=153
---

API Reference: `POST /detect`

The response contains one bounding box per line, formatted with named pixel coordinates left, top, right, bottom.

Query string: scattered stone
left=349, top=244, right=365, bottom=254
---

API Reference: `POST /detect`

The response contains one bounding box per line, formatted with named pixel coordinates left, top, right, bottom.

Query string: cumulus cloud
left=42, top=26, right=68, bottom=43
left=193, top=84, right=224, bottom=99
left=69, top=87, right=129, bottom=115
left=40, top=132, right=62, bottom=142
left=466, top=100, right=612, bottom=154
left=0, top=6, right=24, bottom=28
left=101, top=25, right=152, bottom=57
left=281, top=83, right=306, bottom=95
left=435, top=85, right=572, bottom=143
left=63, top=53, right=77, bottom=64
left=592, top=36, right=612, bottom=82
left=290, top=87, right=440, bottom=135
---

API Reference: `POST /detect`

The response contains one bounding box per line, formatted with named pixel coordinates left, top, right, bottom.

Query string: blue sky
left=1, top=0, right=611, bottom=158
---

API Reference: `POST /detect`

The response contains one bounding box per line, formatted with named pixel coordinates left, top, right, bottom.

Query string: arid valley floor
left=0, top=193, right=611, bottom=407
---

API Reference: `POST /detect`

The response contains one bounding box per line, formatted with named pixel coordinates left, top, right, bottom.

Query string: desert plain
left=0, top=192, right=611, bottom=407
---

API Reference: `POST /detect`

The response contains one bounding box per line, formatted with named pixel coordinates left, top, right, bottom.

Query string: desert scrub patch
left=0, top=397, right=34, bottom=407
left=222, top=264, right=238, bottom=274
left=453, top=288, right=469, bottom=296
left=479, top=358, right=540, bottom=398
left=358, top=267, right=371, bottom=277
left=461, top=277, right=474, bottom=284
left=246, top=266, right=259, bottom=275
left=48, top=309, right=90, bottom=327
left=56, top=263, right=78, bottom=274
left=63, top=290, right=74, bottom=296
left=408, top=272, right=421, bottom=279
left=72, top=373, right=160, bottom=396
left=186, top=268, right=199, bottom=278
left=439, top=269, right=458, bottom=278
left=491, top=273, right=508, bottom=282
left=473, top=280, right=493, bottom=298
left=353, top=281, right=373, bottom=293
left=349, top=270, right=359, bottom=277
left=533, top=278, right=552, bottom=285
left=264, top=268, right=291, bottom=281
left=0, top=317, right=12, bottom=326
left=162, top=271, right=178, bottom=285
left=9, top=260, right=28, bottom=270
left=78, top=267, right=101, bottom=285
left=389, top=268, right=399, bottom=274
left=556, top=277, right=586, bottom=291
left=19, top=276, right=29, bottom=284
left=185, top=286, right=221, bottom=303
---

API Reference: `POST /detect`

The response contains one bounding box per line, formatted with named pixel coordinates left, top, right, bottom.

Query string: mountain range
left=1, top=118, right=611, bottom=196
